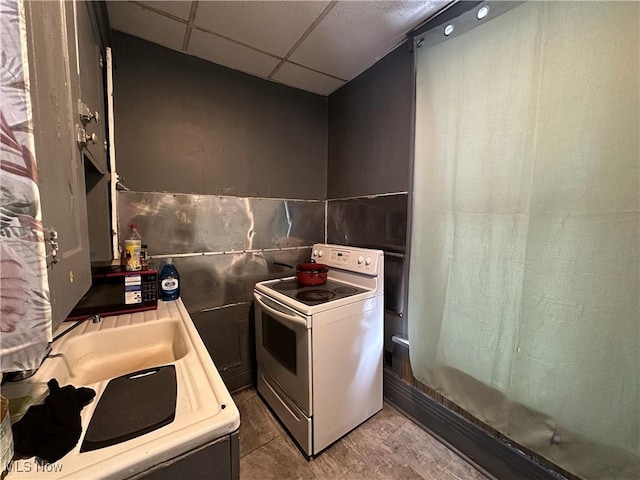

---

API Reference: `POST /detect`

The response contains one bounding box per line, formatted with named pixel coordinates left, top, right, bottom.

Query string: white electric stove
left=254, top=243, right=384, bottom=456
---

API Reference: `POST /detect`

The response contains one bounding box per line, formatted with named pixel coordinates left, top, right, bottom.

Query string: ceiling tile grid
left=272, top=61, right=345, bottom=96
left=107, top=0, right=449, bottom=96
left=289, top=0, right=446, bottom=80
left=108, top=1, right=187, bottom=51
left=139, top=1, right=192, bottom=21
left=188, top=28, right=281, bottom=78
left=194, top=1, right=331, bottom=58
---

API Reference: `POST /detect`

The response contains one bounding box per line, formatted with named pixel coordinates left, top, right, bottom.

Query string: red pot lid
left=297, top=262, right=329, bottom=272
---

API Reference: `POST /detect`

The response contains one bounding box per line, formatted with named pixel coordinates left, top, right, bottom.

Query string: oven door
left=254, top=291, right=311, bottom=415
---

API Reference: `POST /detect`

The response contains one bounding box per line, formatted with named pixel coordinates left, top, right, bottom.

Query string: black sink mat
left=80, top=365, right=177, bottom=452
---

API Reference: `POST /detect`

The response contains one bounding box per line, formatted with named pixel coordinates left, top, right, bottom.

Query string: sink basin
left=56, top=320, right=188, bottom=384
left=4, top=300, right=240, bottom=480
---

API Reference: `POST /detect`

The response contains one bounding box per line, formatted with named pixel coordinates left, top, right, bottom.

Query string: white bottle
left=124, top=223, right=142, bottom=271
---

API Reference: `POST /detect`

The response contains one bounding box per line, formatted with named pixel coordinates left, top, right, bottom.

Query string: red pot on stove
left=295, top=261, right=329, bottom=286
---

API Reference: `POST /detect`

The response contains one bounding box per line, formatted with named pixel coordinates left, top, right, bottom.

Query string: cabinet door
left=74, top=0, right=112, bottom=261
left=24, top=0, right=91, bottom=330
left=75, top=0, right=108, bottom=173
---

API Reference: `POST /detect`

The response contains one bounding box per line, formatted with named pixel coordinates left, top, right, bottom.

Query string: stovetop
left=259, top=277, right=370, bottom=306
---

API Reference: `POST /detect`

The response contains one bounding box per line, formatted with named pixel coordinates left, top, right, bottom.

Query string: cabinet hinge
left=48, top=228, right=59, bottom=265
left=78, top=100, right=99, bottom=125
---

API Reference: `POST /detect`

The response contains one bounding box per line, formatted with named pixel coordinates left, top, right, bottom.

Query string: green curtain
left=409, top=2, right=639, bottom=478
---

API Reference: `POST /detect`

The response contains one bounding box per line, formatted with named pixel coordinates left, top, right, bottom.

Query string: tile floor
left=232, top=387, right=491, bottom=480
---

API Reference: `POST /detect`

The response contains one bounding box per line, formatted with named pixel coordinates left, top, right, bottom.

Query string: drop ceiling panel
left=272, top=62, right=345, bottom=96
left=108, top=2, right=186, bottom=51
left=134, top=1, right=192, bottom=21
left=194, top=1, right=331, bottom=57
left=290, top=0, right=446, bottom=80
left=108, top=0, right=450, bottom=96
left=188, top=28, right=281, bottom=78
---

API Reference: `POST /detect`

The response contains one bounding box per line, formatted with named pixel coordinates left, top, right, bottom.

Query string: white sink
left=4, top=299, right=240, bottom=480
left=57, top=319, right=188, bottom=384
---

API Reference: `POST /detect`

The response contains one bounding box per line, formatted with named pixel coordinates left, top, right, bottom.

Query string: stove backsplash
left=118, top=191, right=408, bottom=315
left=118, top=192, right=325, bottom=255
left=117, top=190, right=407, bottom=391
left=327, top=193, right=408, bottom=316
left=118, top=191, right=324, bottom=310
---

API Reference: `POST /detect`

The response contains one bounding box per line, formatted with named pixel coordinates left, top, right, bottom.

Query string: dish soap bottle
left=159, top=258, right=180, bottom=301
left=124, top=224, right=142, bottom=271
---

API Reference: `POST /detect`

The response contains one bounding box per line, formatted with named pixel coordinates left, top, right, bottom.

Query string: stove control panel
left=312, top=244, right=382, bottom=275
left=331, top=250, right=350, bottom=262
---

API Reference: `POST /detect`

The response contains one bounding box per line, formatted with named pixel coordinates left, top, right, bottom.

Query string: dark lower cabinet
left=133, top=430, right=239, bottom=480
left=192, top=303, right=256, bottom=393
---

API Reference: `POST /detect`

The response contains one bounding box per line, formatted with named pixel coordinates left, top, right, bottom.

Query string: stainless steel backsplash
left=118, top=191, right=408, bottom=315
left=118, top=192, right=323, bottom=311
left=118, top=192, right=325, bottom=255
left=327, top=194, right=407, bottom=254
left=327, top=193, right=408, bottom=316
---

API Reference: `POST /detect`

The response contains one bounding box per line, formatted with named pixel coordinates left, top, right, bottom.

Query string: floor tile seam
left=239, top=430, right=285, bottom=459
left=367, top=463, right=422, bottom=479
left=403, top=430, right=486, bottom=479
left=309, top=445, right=365, bottom=476
left=241, top=427, right=279, bottom=448
left=298, top=453, right=320, bottom=480
left=248, top=410, right=285, bottom=437
left=231, top=392, right=258, bottom=406
left=414, top=458, right=465, bottom=480
left=392, top=407, right=491, bottom=477
left=413, top=446, right=463, bottom=468
left=239, top=442, right=304, bottom=479
left=350, top=448, right=399, bottom=472
left=304, top=468, right=334, bottom=480
left=340, top=439, right=380, bottom=464
left=416, top=450, right=484, bottom=480
left=375, top=422, right=406, bottom=441
left=383, top=446, right=427, bottom=467
left=309, top=468, right=351, bottom=480
left=440, top=462, right=486, bottom=480
left=407, top=462, right=429, bottom=480
left=382, top=441, right=467, bottom=477
left=380, top=422, right=432, bottom=453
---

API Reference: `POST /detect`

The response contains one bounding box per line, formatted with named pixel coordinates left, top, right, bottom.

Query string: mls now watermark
left=8, top=459, right=63, bottom=473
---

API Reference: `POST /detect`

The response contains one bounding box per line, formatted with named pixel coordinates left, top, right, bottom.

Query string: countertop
left=3, top=299, right=240, bottom=479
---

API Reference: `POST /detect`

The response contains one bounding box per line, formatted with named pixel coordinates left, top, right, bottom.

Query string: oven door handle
left=254, top=292, right=308, bottom=328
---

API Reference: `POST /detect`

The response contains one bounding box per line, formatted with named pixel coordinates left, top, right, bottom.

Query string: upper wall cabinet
left=23, top=0, right=102, bottom=329
left=75, top=0, right=108, bottom=173
left=74, top=1, right=113, bottom=261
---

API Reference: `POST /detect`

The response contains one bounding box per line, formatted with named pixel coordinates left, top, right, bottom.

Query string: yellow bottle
left=124, top=223, right=142, bottom=271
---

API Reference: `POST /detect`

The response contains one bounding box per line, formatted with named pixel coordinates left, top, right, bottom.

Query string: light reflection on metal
left=284, top=201, right=292, bottom=239
left=118, top=192, right=324, bottom=313
left=327, top=194, right=407, bottom=253
left=327, top=193, right=408, bottom=315
left=118, top=191, right=407, bottom=315
left=151, top=246, right=311, bottom=260
left=164, top=249, right=310, bottom=313
left=118, top=192, right=325, bottom=256
left=244, top=197, right=255, bottom=250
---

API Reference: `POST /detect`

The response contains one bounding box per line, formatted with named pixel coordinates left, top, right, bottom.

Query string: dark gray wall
left=326, top=43, right=414, bottom=359
left=112, top=32, right=327, bottom=200
left=327, top=43, right=413, bottom=198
